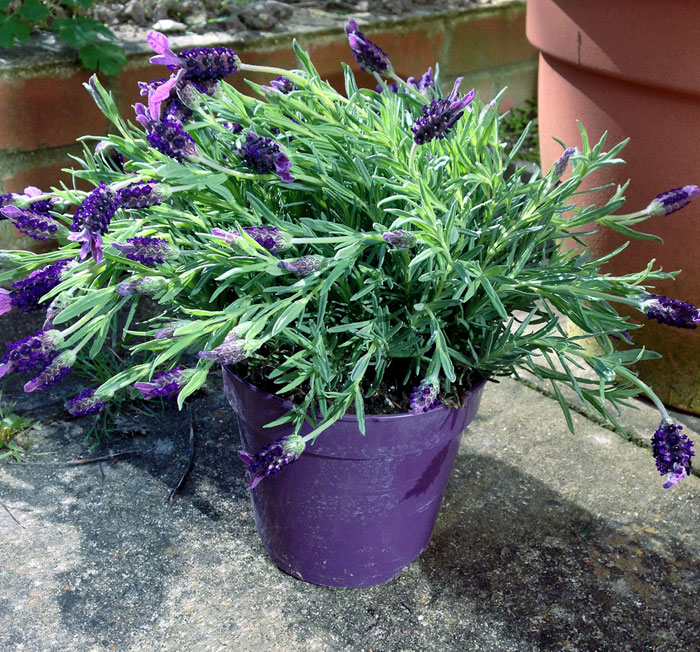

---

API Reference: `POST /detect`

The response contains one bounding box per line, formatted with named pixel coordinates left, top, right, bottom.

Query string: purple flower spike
left=198, top=329, right=247, bottom=365
left=552, top=147, right=577, bottom=182
left=409, top=379, right=440, bottom=414
left=154, top=320, right=190, bottom=339
left=68, top=182, right=120, bottom=263
left=1, top=204, right=61, bottom=241
left=652, top=421, right=694, bottom=488
left=646, top=185, right=700, bottom=216
left=344, top=19, right=392, bottom=74
left=278, top=255, right=324, bottom=277
left=66, top=387, right=107, bottom=417
left=263, top=76, right=298, bottom=94
left=117, top=181, right=168, bottom=209
left=212, top=226, right=290, bottom=255
left=112, top=237, right=176, bottom=267
left=382, top=230, right=417, bottom=249
left=1, top=187, right=61, bottom=241
left=134, top=367, right=191, bottom=400
left=0, top=258, right=74, bottom=316
left=24, top=350, right=75, bottom=393
left=147, top=116, right=198, bottom=162
left=239, top=435, right=305, bottom=489
left=0, top=329, right=63, bottom=379
left=640, top=294, right=700, bottom=329
left=147, top=31, right=240, bottom=83
left=235, top=132, right=295, bottom=183
left=116, top=276, right=167, bottom=297
left=412, top=78, right=475, bottom=145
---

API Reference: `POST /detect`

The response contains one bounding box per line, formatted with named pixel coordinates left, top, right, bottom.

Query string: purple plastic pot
left=223, top=366, right=486, bottom=588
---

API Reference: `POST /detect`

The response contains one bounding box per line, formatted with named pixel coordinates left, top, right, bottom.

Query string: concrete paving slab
left=0, top=314, right=698, bottom=651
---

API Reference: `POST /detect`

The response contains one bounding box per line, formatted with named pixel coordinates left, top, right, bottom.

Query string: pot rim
left=223, top=366, right=488, bottom=423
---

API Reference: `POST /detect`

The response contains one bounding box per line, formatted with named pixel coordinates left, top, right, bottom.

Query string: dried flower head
left=66, top=387, right=108, bottom=417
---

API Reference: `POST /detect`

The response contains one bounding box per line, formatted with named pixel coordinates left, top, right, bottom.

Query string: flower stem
left=614, top=366, right=670, bottom=421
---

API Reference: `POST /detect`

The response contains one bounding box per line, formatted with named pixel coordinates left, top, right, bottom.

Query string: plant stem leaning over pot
left=0, top=22, right=696, bottom=494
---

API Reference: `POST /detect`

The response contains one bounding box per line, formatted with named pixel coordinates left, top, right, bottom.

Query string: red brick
left=0, top=72, right=107, bottom=152
left=2, top=160, right=92, bottom=194
left=446, top=10, right=537, bottom=76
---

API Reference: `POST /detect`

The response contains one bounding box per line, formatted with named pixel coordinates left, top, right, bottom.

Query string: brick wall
left=0, top=1, right=536, bottom=250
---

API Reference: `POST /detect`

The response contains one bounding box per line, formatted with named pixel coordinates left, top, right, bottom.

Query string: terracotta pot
left=223, top=367, right=487, bottom=588
left=527, top=0, right=700, bottom=412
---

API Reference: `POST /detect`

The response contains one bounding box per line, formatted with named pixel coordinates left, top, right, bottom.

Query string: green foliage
left=0, top=0, right=126, bottom=75
left=501, top=97, right=539, bottom=163
left=0, top=392, right=33, bottom=461
left=0, top=40, right=679, bottom=447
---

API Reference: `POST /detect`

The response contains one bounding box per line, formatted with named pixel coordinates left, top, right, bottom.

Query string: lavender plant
left=0, top=23, right=697, bottom=490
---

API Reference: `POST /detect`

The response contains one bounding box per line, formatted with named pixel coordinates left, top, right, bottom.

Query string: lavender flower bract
left=646, top=185, right=700, bottom=216
left=68, top=182, right=121, bottom=263
left=134, top=367, right=190, bottom=400
left=112, top=237, right=176, bottom=267
left=640, top=294, right=700, bottom=329
left=412, top=77, right=475, bottom=145
left=552, top=147, right=577, bottom=182
left=409, top=380, right=439, bottom=414
left=235, top=132, right=294, bottom=183
left=239, top=435, right=305, bottom=489
left=382, top=230, right=417, bottom=249
left=1, top=186, right=61, bottom=241
left=198, top=330, right=247, bottom=365
left=212, top=226, right=290, bottom=254
left=146, top=116, right=198, bottom=162
left=66, top=387, right=107, bottom=417
left=148, top=31, right=240, bottom=83
left=344, top=19, right=392, bottom=74
left=651, top=421, right=694, bottom=488
left=24, top=351, right=75, bottom=393
left=117, top=181, right=168, bottom=208
left=0, top=330, right=63, bottom=379
left=278, top=255, right=324, bottom=277
left=0, top=259, right=74, bottom=316
left=116, top=276, right=168, bottom=296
